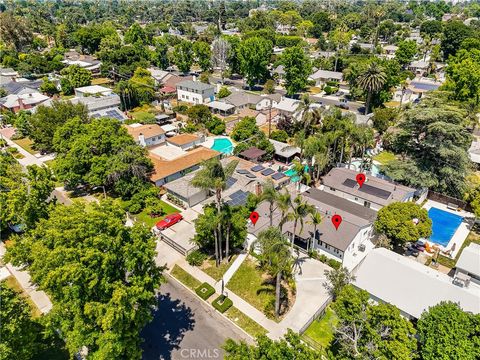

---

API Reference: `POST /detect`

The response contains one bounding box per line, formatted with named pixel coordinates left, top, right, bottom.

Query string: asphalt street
left=141, top=276, right=250, bottom=360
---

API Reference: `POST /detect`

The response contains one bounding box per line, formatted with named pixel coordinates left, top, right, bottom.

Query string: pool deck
left=423, top=200, right=475, bottom=258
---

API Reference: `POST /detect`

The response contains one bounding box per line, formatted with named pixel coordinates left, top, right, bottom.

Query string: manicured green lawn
left=226, top=259, right=275, bottom=315
left=115, top=198, right=179, bottom=228
left=201, top=255, right=238, bottom=281
left=131, top=111, right=156, bottom=123
left=225, top=306, right=267, bottom=337
left=12, top=137, right=37, bottom=154
left=170, top=265, right=202, bottom=290
left=373, top=151, right=396, bottom=165
left=302, top=306, right=338, bottom=350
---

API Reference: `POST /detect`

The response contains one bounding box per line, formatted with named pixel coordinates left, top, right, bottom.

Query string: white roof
left=309, top=69, right=343, bottom=81
left=270, top=139, right=300, bottom=158
left=207, top=100, right=235, bottom=111
left=161, top=124, right=176, bottom=133
left=274, top=97, right=300, bottom=113
left=75, top=85, right=112, bottom=94
left=469, top=141, right=480, bottom=164
left=354, top=248, right=480, bottom=318
left=0, top=93, right=50, bottom=108
left=147, top=68, right=170, bottom=81
left=456, top=243, right=480, bottom=277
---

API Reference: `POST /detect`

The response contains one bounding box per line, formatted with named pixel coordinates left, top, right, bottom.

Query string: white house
left=125, top=123, right=166, bottom=147
left=354, top=248, right=480, bottom=319
left=250, top=188, right=377, bottom=270
left=322, top=167, right=417, bottom=211
left=74, top=85, right=113, bottom=97
left=308, top=69, right=343, bottom=86
left=454, top=243, right=480, bottom=286
left=223, top=91, right=278, bottom=113
left=176, top=80, right=215, bottom=104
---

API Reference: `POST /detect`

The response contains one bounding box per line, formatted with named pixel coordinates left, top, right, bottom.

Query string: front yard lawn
left=12, top=137, right=37, bottom=155
left=114, top=198, right=179, bottom=228
left=170, top=265, right=201, bottom=290
left=302, top=306, right=338, bottom=350
left=226, top=258, right=276, bottom=316
left=225, top=306, right=268, bottom=337
left=201, top=254, right=238, bottom=281
left=373, top=151, right=396, bottom=165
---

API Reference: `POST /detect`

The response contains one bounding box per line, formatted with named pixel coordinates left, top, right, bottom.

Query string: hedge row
left=212, top=295, right=233, bottom=313
left=195, top=282, right=215, bottom=300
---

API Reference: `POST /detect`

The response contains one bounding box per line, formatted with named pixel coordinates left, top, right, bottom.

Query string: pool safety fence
left=427, top=191, right=471, bottom=212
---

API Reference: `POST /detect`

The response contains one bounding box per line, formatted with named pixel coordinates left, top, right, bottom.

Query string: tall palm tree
left=191, top=158, right=239, bottom=266
left=258, top=179, right=278, bottom=226
left=254, top=227, right=293, bottom=319
left=357, top=62, right=387, bottom=115
left=289, top=195, right=315, bottom=249
left=307, top=211, right=322, bottom=252
left=276, top=190, right=292, bottom=233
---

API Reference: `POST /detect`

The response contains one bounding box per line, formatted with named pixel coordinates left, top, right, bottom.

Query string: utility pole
left=268, top=100, right=272, bottom=138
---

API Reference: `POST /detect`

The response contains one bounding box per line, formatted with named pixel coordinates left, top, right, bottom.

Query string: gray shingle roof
left=176, top=80, right=215, bottom=92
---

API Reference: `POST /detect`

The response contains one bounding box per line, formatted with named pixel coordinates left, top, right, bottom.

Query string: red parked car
left=156, top=213, right=183, bottom=230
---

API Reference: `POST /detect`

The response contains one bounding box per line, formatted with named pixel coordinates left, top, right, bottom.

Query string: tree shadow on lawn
left=256, top=278, right=291, bottom=318
left=141, top=292, right=195, bottom=360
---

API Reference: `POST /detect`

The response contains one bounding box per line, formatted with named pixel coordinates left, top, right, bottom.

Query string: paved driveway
left=142, top=277, right=250, bottom=360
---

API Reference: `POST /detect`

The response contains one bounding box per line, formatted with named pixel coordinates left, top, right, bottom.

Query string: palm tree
left=191, top=158, right=239, bottom=266
left=307, top=211, right=322, bottom=252
left=255, top=227, right=293, bottom=319
left=357, top=62, right=387, bottom=115
left=289, top=195, right=315, bottom=249
left=276, top=190, right=292, bottom=233
left=258, top=179, right=278, bottom=226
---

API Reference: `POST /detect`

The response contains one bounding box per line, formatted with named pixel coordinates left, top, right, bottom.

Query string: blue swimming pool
left=211, top=138, right=234, bottom=154
left=428, top=207, right=463, bottom=247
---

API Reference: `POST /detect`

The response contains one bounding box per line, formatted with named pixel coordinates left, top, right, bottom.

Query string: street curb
left=165, top=272, right=257, bottom=342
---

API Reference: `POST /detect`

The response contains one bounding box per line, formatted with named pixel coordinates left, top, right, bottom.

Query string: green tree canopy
left=124, top=22, right=147, bottom=45
left=441, top=20, right=474, bottom=59
left=5, top=201, right=164, bottom=359
left=173, top=40, right=194, bottom=74
left=60, top=64, right=92, bottom=95
left=237, top=36, right=273, bottom=88
left=374, top=202, right=432, bottom=245
left=53, top=117, right=153, bottom=198
left=444, top=49, right=480, bottom=105
left=193, top=41, right=212, bottom=72
left=282, top=46, right=311, bottom=96
left=417, top=301, right=480, bottom=360
left=395, top=40, right=418, bottom=67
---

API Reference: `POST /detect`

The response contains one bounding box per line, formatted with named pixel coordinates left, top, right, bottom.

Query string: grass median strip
left=225, top=306, right=267, bottom=337
left=170, top=264, right=201, bottom=291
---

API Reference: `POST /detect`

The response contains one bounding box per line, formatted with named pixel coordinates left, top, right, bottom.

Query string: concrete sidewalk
left=1, top=132, right=54, bottom=168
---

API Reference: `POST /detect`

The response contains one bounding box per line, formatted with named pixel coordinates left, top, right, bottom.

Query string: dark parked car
left=335, top=103, right=349, bottom=110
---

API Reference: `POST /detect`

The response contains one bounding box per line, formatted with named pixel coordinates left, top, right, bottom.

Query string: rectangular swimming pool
left=428, top=207, right=463, bottom=247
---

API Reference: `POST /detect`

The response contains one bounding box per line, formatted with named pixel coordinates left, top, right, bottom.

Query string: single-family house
left=354, top=248, right=480, bottom=319
left=63, top=50, right=102, bottom=74
left=71, top=93, right=126, bottom=121
left=454, top=243, right=480, bottom=286
left=274, top=97, right=300, bottom=119
left=250, top=188, right=377, bottom=270
left=166, top=133, right=204, bottom=150
left=0, top=91, right=50, bottom=113
left=148, top=68, right=170, bottom=86
left=382, top=44, right=398, bottom=59
left=176, top=80, right=215, bottom=105
left=408, top=60, right=429, bottom=76
left=309, top=69, right=343, bottom=86
left=0, top=68, right=19, bottom=86
left=322, top=167, right=417, bottom=211
left=125, top=123, right=166, bottom=147
left=223, top=91, right=277, bottom=113
left=149, top=147, right=220, bottom=186
left=74, top=85, right=113, bottom=97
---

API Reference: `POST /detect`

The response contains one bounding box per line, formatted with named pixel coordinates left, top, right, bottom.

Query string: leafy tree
left=124, top=22, right=147, bottom=45
left=309, top=11, right=332, bottom=38
left=130, top=67, right=156, bottom=105
left=224, top=329, right=321, bottom=359
left=384, top=96, right=472, bottom=197
left=60, top=65, right=92, bottom=95
left=223, top=35, right=241, bottom=75
left=193, top=41, right=212, bottom=72
left=152, top=36, right=170, bottom=70
left=186, top=104, right=211, bottom=125
left=418, top=301, right=480, bottom=360
left=372, top=107, right=397, bottom=134
left=270, top=129, right=289, bottom=143
left=218, top=86, right=231, bottom=98
left=39, top=76, right=59, bottom=96
left=73, top=23, right=115, bottom=54
left=441, top=20, right=474, bottom=59
left=5, top=201, right=164, bottom=359
left=0, top=281, right=43, bottom=360
left=374, top=202, right=432, bottom=246
left=323, top=266, right=355, bottom=301
left=237, top=36, right=273, bottom=88
left=231, top=117, right=275, bottom=158
left=0, top=12, right=32, bottom=52
left=191, top=158, right=239, bottom=266
left=444, top=49, right=480, bottom=105
left=420, top=20, right=443, bottom=38
left=205, top=116, right=226, bottom=135
left=282, top=46, right=311, bottom=96
left=173, top=40, right=194, bottom=74
left=395, top=40, right=418, bottom=67
left=254, top=227, right=293, bottom=318
left=287, top=195, right=315, bottom=248
left=29, top=100, right=89, bottom=152
left=357, top=62, right=387, bottom=114
left=332, top=285, right=417, bottom=359
left=263, top=79, right=275, bottom=94
left=53, top=117, right=153, bottom=198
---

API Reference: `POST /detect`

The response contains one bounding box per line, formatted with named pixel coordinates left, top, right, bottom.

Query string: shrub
left=0, top=139, right=7, bottom=147
left=270, top=130, right=289, bottom=143
left=212, top=295, right=233, bottom=313
left=127, top=201, right=142, bottom=214
left=172, top=104, right=188, bottom=114
left=264, top=79, right=275, bottom=94
left=327, top=258, right=342, bottom=270
left=263, top=298, right=276, bottom=318
left=218, top=86, right=231, bottom=98
left=186, top=250, right=207, bottom=266
left=6, top=147, right=18, bottom=154
left=195, top=282, right=215, bottom=300
left=144, top=198, right=166, bottom=217
left=325, top=81, right=339, bottom=87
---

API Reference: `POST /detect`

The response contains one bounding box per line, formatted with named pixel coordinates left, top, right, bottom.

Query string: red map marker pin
left=249, top=211, right=259, bottom=226
left=331, top=214, right=342, bottom=230
left=356, top=173, right=366, bottom=188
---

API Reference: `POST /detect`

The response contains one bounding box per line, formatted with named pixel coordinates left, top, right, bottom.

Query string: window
left=364, top=201, right=371, bottom=208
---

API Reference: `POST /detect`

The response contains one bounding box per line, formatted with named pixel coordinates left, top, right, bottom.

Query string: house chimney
left=138, top=133, right=146, bottom=147
left=192, top=75, right=196, bottom=82
left=255, top=182, right=263, bottom=196
left=18, top=98, right=25, bottom=110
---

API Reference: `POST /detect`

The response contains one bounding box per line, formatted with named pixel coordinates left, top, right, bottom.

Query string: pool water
left=428, top=207, right=463, bottom=247
left=284, top=168, right=300, bottom=182
left=351, top=160, right=381, bottom=177
left=211, top=138, right=234, bottom=154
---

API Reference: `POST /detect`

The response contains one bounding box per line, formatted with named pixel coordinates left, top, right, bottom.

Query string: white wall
left=144, top=134, right=165, bottom=147
left=177, top=88, right=215, bottom=105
